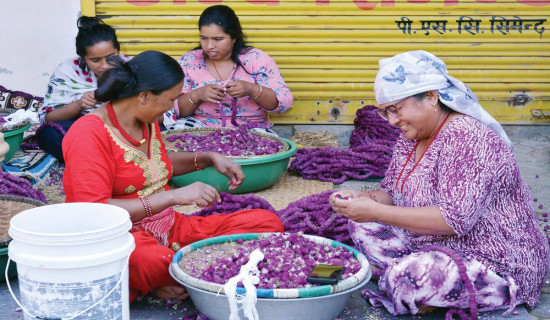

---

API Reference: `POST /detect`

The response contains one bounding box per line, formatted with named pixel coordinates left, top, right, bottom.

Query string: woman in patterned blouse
left=330, top=50, right=548, bottom=318
left=172, top=5, right=292, bottom=131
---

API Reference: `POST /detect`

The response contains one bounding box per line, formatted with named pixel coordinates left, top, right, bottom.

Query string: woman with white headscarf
left=330, top=50, right=548, bottom=318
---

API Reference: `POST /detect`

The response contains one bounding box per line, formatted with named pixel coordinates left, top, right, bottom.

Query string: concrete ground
left=1, top=125, right=549, bottom=320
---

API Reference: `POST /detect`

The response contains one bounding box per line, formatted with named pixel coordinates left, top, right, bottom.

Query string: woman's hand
left=225, top=80, right=257, bottom=99
left=330, top=193, right=378, bottom=223
left=195, top=84, right=226, bottom=104
left=210, top=153, right=245, bottom=190
left=174, top=182, right=221, bottom=208
left=330, top=190, right=364, bottom=202
left=80, top=91, right=97, bottom=110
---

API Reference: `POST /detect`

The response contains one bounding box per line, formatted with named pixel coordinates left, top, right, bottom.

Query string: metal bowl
left=170, top=233, right=372, bottom=320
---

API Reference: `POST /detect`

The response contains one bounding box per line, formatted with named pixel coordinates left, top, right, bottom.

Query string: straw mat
left=0, top=195, right=45, bottom=246
left=289, top=131, right=339, bottom=149
left=174, top=173, right=333, bottom=215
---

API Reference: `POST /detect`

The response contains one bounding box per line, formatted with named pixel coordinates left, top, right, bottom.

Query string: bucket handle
left=5, top=253, right=131, bottom=320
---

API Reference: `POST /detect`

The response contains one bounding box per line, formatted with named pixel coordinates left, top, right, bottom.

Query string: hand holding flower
left=210, top=153, right=245, bottom=190
left=175, top=181, right=221, bottom=208
left=331, top=196, right=378, bottom=223
left=225, top=80, right=254, bottom=99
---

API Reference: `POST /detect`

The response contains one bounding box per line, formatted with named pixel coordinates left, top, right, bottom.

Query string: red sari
left=63, top=115, right=283, bottom=301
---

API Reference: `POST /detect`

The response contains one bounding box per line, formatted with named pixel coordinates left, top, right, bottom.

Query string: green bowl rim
left=229, top=137, right=297, bottom=165
left=2, top=122, right=31, bottom=136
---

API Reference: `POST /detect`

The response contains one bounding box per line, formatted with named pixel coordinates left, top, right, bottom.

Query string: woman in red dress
left=62, top=50, right=283, bottom=301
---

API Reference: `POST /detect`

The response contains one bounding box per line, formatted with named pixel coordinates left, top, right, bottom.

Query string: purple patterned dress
left=351, top=115, right=549, bottom=316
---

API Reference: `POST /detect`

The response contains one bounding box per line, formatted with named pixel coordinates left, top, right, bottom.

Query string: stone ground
left=0, top=125, right=549, bottom=320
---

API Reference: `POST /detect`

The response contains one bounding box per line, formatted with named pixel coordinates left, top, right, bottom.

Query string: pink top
left=177, top=48, right=292, bottom=127
left=380, top=115, right=549, bottom=307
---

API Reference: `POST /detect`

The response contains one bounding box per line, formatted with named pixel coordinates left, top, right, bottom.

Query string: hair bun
left=77, top=16, right=104, bottom=31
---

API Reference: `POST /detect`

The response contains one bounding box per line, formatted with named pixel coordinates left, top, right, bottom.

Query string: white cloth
left=374, top=50, right=512, bottom=148
left=223, top=249, right=264, bottom=320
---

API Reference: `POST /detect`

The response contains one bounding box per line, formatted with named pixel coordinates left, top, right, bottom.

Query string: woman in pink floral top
left=173, top=5, right=292, bottom=130
left=331, top=51, right=549, bottom=319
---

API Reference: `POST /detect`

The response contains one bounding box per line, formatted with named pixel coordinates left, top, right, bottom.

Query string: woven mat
left=0, top=195, right=45, bottom=246
left=174, top=173, right=334, bottom=215
left=289, top=132, right=339, bottom=148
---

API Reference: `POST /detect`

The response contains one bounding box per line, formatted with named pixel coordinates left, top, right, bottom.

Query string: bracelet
left=366, top=191, right=378, bottom=202
left=188, top=90, right=196, bottom=104
left=194, top=151, right=202, bottom=171
left=139, top=196, right=153, bottom=217
left=252, top=84, right=263, bottom=100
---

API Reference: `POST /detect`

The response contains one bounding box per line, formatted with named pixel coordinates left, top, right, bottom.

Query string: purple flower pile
left=189, top=192, right=274, bottom=217
left=191, top=233, right=361, bottom=289
left=276, top=190, right=351, bottom=245
left=289, top=105, right=400, bottom=184
left=166, top=126, right=283, bottom=157
left=0, top=170, right=47, bottom=203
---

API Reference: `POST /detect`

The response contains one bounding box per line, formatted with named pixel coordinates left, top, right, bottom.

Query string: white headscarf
left=374, top=50, right=512, bottom=148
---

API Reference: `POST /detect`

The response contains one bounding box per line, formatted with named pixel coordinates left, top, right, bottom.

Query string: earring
left=138, top=96, right=145, bottom=103
left=433, top=104, right=438, bottom=112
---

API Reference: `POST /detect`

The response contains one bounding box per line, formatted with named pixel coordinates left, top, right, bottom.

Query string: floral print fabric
left=350, top=221, right=521, bottom=316
left=39, top=57, right=177, bottom=128
left=176, top=48, right=292, bottom=127
left=356, top=115, right=548, bottom=309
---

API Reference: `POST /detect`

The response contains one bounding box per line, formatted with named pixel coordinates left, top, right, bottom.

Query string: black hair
left=197, top=5, right=253, bottom=73
left=94, top=50, right=184, bottom=102
left=412, top=91, right=453, bottom=114
left=76, top=16, right=121, bottom=70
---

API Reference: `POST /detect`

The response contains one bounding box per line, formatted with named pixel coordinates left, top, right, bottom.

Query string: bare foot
left=152, top=285, right=189, bottom=300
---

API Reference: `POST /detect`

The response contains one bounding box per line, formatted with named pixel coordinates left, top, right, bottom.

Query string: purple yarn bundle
left=0, top=170, right=47, bottom=203
left=289, top=105, right=400, bottom=183
left=188, top=192, right=275, bottom=217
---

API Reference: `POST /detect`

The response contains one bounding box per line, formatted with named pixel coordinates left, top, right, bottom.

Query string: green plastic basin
left=171, top=138, right=297, bottom=194
left=2, top=122, right=30, bottom=162
left=0, top=246, right=17, bottom=282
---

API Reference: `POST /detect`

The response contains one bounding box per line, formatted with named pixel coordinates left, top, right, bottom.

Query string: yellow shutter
left=84, top=0, right=550, bottom=123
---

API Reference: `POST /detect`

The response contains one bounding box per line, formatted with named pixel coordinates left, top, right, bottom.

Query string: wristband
left=252, top=84, right=263, bottom=100
left=188, top=90, right=196, bottom=104
left=194, top=151, right=203, bottom=171
left=139, top=196, right=153, bottom=217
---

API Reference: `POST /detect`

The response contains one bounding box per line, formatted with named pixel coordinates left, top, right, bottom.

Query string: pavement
left=1, top=125, right=549, bottom=320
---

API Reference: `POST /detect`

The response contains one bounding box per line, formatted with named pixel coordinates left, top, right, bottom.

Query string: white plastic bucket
left=7, top=202, right=135, bottom=320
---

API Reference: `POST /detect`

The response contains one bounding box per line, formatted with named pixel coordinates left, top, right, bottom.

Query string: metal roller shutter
left=82, top=0, right=550, bottom=124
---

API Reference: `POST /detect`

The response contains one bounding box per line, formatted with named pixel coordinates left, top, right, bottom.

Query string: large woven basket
left=170, top=233, right=371, bottom=299
left=0, top=108, right=30, bottom=133
left=162, top=127, right=290, bottom=159
left=0, top=195, right=46, bottom=247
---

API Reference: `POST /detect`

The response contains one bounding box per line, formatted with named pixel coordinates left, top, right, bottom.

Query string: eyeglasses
left=376, top=97, right=410, bottom=121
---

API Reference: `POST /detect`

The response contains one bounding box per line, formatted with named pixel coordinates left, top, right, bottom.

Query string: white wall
left=0, top=0, right=81, bottom=97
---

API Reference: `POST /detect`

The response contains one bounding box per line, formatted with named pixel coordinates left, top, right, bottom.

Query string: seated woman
left=62, top=50, right=283, bottom=301
left=330, top=50, right=548, bottom=318
left=173, top=5, right=292, bottom=132
left=39, top=16, right=176, bottom=161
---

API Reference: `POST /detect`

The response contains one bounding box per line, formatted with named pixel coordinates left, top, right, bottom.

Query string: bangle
left=366, top=191, right=378, bottom=202
left=252, top=84, right=263, bottom=100
left=139, top=196, right=153, bottom=217
left=188, top=90, right=196, bottom=104
left=194, top=151, right=202, bottom=171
